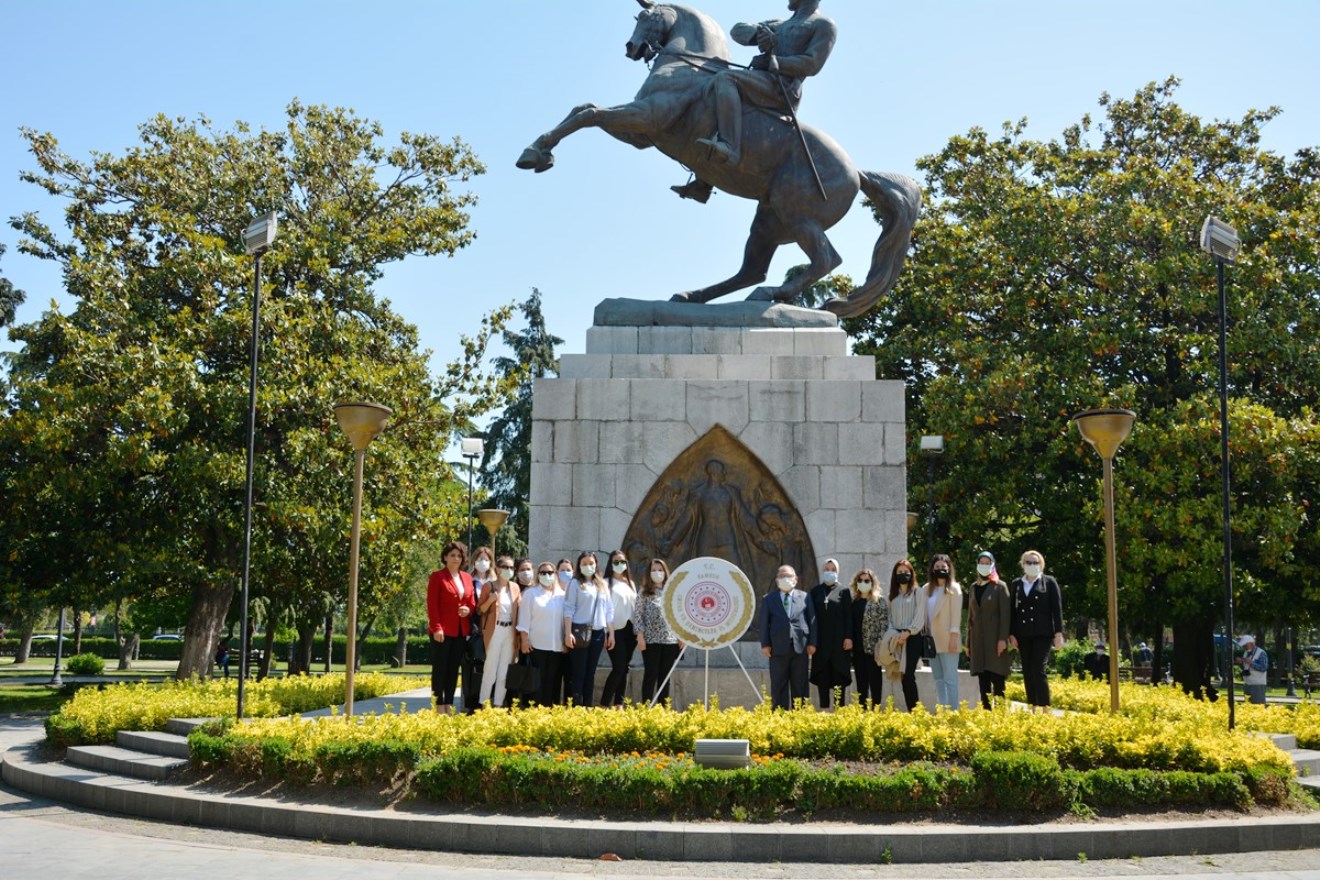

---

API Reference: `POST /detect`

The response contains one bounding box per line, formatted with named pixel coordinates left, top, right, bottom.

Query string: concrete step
left=64, top=744, right=188, bottom=781
left=1266, top=733, right=1298, bottom=751
left=1296, top=774, right=1320, bottom=791
left=1290, top=749, right=1320, bottom=777
left=117, top=730, right=190, bottom=759
left=164, top=718, right=215, bottom=736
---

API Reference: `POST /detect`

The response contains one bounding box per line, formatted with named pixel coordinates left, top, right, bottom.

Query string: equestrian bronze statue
left=516, top=1, right=920, bottom=318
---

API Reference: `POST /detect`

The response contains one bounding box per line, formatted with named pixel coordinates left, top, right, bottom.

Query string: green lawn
left=0, top=684, right=69, bottom=714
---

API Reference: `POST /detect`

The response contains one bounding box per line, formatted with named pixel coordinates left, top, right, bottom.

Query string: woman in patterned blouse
left=634, top=558, right=684, bottom=705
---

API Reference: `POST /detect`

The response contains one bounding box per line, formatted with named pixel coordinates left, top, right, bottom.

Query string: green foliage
left=970, top=750, right=1071, bottom=811
left=480, top=288, right=563, bottom=552
left=1, top=103, right=518, bottom=678
left=845, top=77, right=1320, bottom=665
left=1052, top=641, right=1090, bottom=679
left=64, top=653, right=106, bottom=676
left=0, top=243, right=24, bottom=328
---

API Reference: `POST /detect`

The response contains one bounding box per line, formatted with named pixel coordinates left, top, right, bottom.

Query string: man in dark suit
left=759, top=564, right=817, bottom=710
left=1083, top=642, right=1110, bottom=682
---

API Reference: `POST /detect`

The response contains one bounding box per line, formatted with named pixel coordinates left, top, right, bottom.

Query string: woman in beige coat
left=924, top=554, right=963, bottom=710
left=966, top=550, right=1012, bottom=709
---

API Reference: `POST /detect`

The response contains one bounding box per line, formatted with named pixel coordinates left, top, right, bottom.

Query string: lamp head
left=460, top=437, right=484, bottom=459
left=1073, top=408, right=1136, bottom=460
left=477, top=508, right=510, bottom=535
left=919, top=435, right=945, bottom=456
left=243, top=211, right=279, bottom=256
left=1200, top=215, right=1240, bottom=264
left=333, top=401, right=392, bottom=452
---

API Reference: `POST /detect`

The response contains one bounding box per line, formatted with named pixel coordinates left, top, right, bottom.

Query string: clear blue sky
left=3, top=1, right=1318, bottom=374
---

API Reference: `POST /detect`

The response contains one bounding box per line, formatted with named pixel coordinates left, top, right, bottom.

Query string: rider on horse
left=674, top=0, right=837, bottom=203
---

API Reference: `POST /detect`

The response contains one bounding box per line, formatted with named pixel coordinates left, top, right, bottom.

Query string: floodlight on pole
left=919, top=435, right=944, bottom=562
left=237, top=210, right=278, bottom=720
left=1073, top=407, right=1136, bottom=714
left=334, top=401, right=392, bottom=717
left=1201, top=214, right=1240, bottom=729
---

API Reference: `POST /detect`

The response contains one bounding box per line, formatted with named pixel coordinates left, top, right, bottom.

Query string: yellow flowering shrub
left=46, top=674, right=424, bottom=745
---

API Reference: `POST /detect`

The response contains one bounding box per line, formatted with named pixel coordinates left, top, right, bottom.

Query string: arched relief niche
left=622, top=425, right=816, bottom=637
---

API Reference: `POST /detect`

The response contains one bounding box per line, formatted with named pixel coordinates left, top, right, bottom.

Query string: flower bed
left=45, top=673, right=424, bottom=745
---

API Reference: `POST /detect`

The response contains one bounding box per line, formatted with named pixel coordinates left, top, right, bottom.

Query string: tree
left=480, top=289, right=563, bottom=553
left=0, top=243, right=24, bottom=328
left=4, top=102, right=517, bottom=678
left=845, top=78, right=1320, bottom=692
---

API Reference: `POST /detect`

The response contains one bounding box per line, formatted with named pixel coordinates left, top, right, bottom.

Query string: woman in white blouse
left=516, top=561, right=566, bottom=706
left=599, top=550, right=638, bottom=707
left=563, top=551, right=615, bottom=706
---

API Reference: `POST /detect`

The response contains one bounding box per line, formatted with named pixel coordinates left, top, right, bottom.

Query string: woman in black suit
left=1007, top=549, right=1064, bottom=710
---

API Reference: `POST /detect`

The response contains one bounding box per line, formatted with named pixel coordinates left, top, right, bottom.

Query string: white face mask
left=613, top=561, right=628, bottom=574
left=822, top=570, right=838, bottom=585
left=539, top=573, right=557, bottom=588
left=976, top=563, right=994, bottom=577
left=856, top=580, right=872, bottom=593
left=1023, top=563, right=1042, bottom=579
left=498, top=567, right=514, bottom=581
left=777, top=577, right=796, bottom=593
left=650, top=570, right=665, bottom=584
left=474, top=559, right=490, bottom=574
left=581, top=565, right=596, bottom=578
left=517, top=570, right=534, bottom=585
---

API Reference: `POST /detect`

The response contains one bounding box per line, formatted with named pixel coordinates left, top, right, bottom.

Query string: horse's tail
left=823, top=170, right=922, bottom=318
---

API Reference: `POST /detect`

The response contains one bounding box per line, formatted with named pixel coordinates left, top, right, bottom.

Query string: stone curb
left=5, top=742, right=1320, bottom=863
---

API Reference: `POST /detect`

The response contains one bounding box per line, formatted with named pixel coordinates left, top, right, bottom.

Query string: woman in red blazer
left=427, top=540, right=478, bottom=712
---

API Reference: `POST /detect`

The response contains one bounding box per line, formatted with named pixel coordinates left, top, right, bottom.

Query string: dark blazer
left=1009, top=574, right=1063, bottom=640
left=759, top=588, right=817, bottom=655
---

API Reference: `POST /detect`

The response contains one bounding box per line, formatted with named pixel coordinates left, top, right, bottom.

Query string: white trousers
left=479, top=624, right=516, bottom=706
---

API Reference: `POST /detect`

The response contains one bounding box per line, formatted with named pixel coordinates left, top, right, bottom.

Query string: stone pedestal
left=530, top=301, right=907, bottom=587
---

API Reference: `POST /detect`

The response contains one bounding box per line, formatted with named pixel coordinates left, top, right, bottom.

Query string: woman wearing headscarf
left=809, top=558, right=854, bottom=709
left=966, top=550, right=1011, bottom=709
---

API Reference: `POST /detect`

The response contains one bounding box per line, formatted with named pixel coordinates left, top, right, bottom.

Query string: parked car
left=152, top=633, right=184, bottom=641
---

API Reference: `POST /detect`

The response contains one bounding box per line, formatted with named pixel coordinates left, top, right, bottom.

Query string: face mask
left=933, top=569, right=949, bottom=580
left=498, top=568, right=514, bottom=581
left=896, top=572, right=912, bottom=585
left=977, top=563, right=994, bottom=577
left=822, top=571, right=838, bottom=585
left=1023, top=564, right=1042, bottom=578
left=539, top=573, right=556, bottom=588
left=857, top=580, right=872, bottom=593
left=777, top=577, right=796, bottom=592
left=581, top=565, right=596, bottom=578
left=650, top=570, right=665, bottom=584
left=558, top=571, right=571, bottom=584
left=518, top=570, right=534, bottom=585
left=613, top=562, right=628, bottom=574
left=474, top=559, right=490, bottom=574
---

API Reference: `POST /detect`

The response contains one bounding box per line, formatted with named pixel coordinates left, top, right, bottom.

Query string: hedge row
left=4, top=635, right=430, bottom=665
left=186, top=731, right=1273, bottom=817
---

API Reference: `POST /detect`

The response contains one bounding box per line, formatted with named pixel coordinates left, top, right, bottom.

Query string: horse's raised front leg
left=517, top=101, right=658, bottom=172
left=672, top=206, right=780, bottom=304
left=745, top=217, right=842, bottom=305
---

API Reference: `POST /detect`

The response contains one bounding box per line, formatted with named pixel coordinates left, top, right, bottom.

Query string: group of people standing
left=759, top=549, right=1065, bottom=712
left=425, top=543, right=684, bottom=712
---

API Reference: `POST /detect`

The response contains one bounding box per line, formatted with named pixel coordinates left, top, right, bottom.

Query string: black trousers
left=1018, top=634, right=1053, bottom=707
left=852, top=647, right=882, bottom=706
left=461, top=640, right=483, bottom=714
left=977, top=671, right=1007, bottom=709
left=899, top=637, right=922, bottom=712
left=600, top=621, right=637, bottom=706
left=430, top=636, right=465, bottom=707
left=530, top=648, right=565, bottom=706
left=768, top=650, right=809, bottom=710
left=641, top=642, right=681, bottom=704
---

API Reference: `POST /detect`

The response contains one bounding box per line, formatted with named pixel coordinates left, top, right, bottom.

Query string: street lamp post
left=1201, top=215, right=1241, bottom=729
left=50, top=607, right=65, bottom=687
left=460, top=438, right=484, bottom=551
left=1073, top=408, right=1136, bottom=714
left=919, top=435, right=944, bottom=563
left=333, top=401, right=393, bottom=717
left=237, top=211, right=278, bottom=719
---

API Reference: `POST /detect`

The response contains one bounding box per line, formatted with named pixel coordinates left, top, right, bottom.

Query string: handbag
left=465, top=627, right=486, bottom=663
left=921, top=634, right=938, bottom=659
left=506, top=660, right=540, bottom=694
left=571, top=622, right=593, bottom=645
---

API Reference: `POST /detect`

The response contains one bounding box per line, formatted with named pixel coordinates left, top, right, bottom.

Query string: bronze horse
left=516, top=1, right=920, bottom=317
